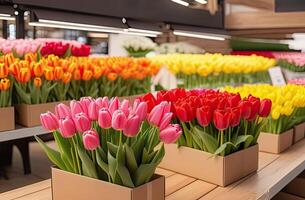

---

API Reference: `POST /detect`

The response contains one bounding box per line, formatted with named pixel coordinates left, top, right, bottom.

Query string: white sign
left=268, top=67, right=286, bottom=86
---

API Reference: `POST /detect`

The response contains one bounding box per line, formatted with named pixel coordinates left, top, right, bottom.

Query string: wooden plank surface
left=2, top=140, right=305, bottom=200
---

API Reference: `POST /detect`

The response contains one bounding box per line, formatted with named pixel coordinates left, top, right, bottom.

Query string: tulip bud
left=62, top=72, right=72, bottom=84
left=82, top=69, right=93, bottom=81
left=0, top=78, right=10, bottom=91
left=33, top=63, right=43, bottom=77
left=109, top=97, right=120, bottom=114
left=213, top=110, right=231, bottom=131
left=159, top=124, right=182, bottom=144
left=259, top=99, right=272, bottom=117
left=112, top=110, right=127, bottom=131
left=55, top=103, right=71, bottom=119
left=54, top=66, right=63, bottom=80
left=120, top=99, right=130, bottom=117
left=44, top=68, right=54, bottom=81
left=18, top=67, right=31, bottom=83
left=123, top=115, right=141, bottom=137
left=88, top=101, right=99, bottom=121
left=107, top=72, right=118, bottom=81
left=80, top=97, right=94, bottom=116
left=196, top=106, right=213, bottom=127
left=40, top=111, right=59, bottom=131
left=159, top=112, right=173, bottom=130
left=0, top=63, right=8, bottom=78
left=83, top=129, right=100, bottom=150
left=98, top=108, right=112, bottom=129
left=70, top=100, right=84, bottom=116
left=73, top=69, right=81, bottom=80
left=134, top=102, right=148, bottom=121
left=73, top=112, right=91, bottom=132
left=34, top=77, right=42, bottom=88
left=59, top=116, right=76, bottom=138
left=96, top=96, right=109, bottom=109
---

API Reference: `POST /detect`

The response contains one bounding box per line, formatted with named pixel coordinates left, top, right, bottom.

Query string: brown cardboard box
left=283, top=176, right=305, bottom=198
left=15, top=101, right=70, bottom=127
left=51, top=167, right=165, bottom=200
left=293, top=122, right=305, bottom=144
left=273, top=192, right=305, bottom=200
left=258, top=129, right=293, bottom=154
left=159, top=144, right=258, bottom=187
left=0, top=107, right=15, bottom=132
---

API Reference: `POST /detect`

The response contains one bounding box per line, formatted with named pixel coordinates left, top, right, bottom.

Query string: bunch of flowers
left=37, top=97, right=181, bottom=187
left=0, top=38, right=41, bottom=58
left=123, top=36, right=156, bottom=57
left=157, top=42, right=204, bottom=54
left=0, top=62, right=12, bottom=107
left=289, top=78, right=305, bottom=86
left=273, top=52, right=305, bottom=72
left=152, top=53, right=275, bottom=88
left=224, top=84, right=305, bottom=134
left=140, top=88, right=271, bottom=156
left=1, top=53, right=160, bottom=104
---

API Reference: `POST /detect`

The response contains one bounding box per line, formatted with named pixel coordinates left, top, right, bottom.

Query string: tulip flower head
left=83, top=129, right=100, bottom=150
left=40, top=111, right=59, bottom=131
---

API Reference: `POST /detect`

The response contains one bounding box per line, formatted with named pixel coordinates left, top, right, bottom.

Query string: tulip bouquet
left=152, top=54, right=275, bottom=88
left=0, top=77, right=12, bottom=107
left=289, top=78, right=305, bottom=86
left=140, top=88, right=271, bottom=156
left=225, top=84, right=305, bottom=134
left=274, top=52, right=305, bottom=72
left=123, top=36, right=156, bottom=58
left=37, top=97, right=181, bottom=187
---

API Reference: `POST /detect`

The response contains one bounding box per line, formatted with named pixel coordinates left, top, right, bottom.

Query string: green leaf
left=124, top=144, right=138, bottom=174
left=116, top=145, right=135, bottom=188
left=151, top=144, right=165, bottom=165
left=141, top=148, right=150, bottom=164
left=214, top=142, right=237, bottom=156
left=194, top=127, right=218, bottom=154
left=15, top=83, right=31, bottom=104
left=77, top=148, right=98, bottom=179
left=235, top=135, right=254, bottom=149
left=181, top=122, right=193, bottom=147
left=108, top=142, right=118, bottom=157
left=35, top=136, right=66, bottom=170
left=133, top=164, right=157, bottom=187
left=96, top=149, right=109, bottom=174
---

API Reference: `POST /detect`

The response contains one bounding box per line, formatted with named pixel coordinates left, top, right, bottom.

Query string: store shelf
left=2, top=139, right=305, bottom=200
left=0, top=125, right=49, bottom=142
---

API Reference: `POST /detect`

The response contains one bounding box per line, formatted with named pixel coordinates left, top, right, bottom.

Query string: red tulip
left=196, top=106, right=213, bottom=127
left=239, top=101, right=252, bottom=119
left=228, top=93, right=241, bottom=107
left=213, top=110, right=231, bottom=131
left=140, top=93, right=156, bottom=113
left=259, top=99, right=272, bottom=117
left=174, top=103, right=195, bottom=122
left=247, top=96, right=260, bottom=121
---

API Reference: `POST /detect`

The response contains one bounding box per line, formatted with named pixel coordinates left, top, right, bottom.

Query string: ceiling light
left=195, top=0, right=207, bottom=4
left=88, top=33, right=109, bottom=38
left=170, top=0, right=189, bottom=7
left=0, top=13, right=15, bottom=21
left=122, top=30, right=158, bottom=37
left=173, top=30, right=226, bottom=41
left=128, top=28, right=162, bottom=35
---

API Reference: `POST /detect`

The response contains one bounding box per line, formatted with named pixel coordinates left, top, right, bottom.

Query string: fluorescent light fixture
left=122, top=29, right=158, bottom=37
left=195, top=0, right=207, bottom=4
left=173, top=30, right=226, bottom=41
left=128, top=28, right=161, bottom=35
left=171, top=0, right=189, bottom=7
left=0, top=13, right=15, bottom=21
left=88, top=32, right=109, bottom=38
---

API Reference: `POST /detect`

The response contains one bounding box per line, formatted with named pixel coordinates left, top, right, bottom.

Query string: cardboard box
left=51, top=167, right=165, bottom=200
left=258, top=129, right=293, bottom=154
left=159, top=144, right=258, bottom=187
left=0, top=107, right=15, bottom=132
left=293, top=122, right=305, bottom=144
left=15, top=101, right=70, bottom=127
left=273, top=192, right=305, bottom=200
left=283, top=176, right=305, bottom=198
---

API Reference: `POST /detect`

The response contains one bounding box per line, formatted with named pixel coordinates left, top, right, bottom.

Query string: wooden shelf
left=2, top=139, right=305, bottom=200
left=0, top=125, right=49, bottom=142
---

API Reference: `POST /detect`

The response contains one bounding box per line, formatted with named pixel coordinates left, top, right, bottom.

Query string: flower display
left=224, top=84, right=305, bottom=134
left=157, top=42, right=204, bottom=54
left=152, top=53, right=276, bottom=88
left=1, top=53, right=159, bottom=104
left=289, top=78, right=305, bottom=86
left=37, top=97, right=181, bottom=187
left=140, top=88, right=271, bottom=156
left=123, top=36, right=156, bottom=57
left=274, top=52, right=305, bottom=72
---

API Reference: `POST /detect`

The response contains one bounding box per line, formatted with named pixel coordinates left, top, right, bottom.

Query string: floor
left=0, top=141, right=55, bottom=193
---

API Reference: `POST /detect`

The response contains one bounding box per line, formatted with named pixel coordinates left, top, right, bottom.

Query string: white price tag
left=268, top=67, right=286, bottom=86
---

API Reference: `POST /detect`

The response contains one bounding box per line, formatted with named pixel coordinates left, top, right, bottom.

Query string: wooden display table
left=2, top=139, right=305, bottom=200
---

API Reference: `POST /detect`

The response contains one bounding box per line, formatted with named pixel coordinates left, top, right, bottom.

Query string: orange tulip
left=54, top=67, right=64, bottom=80
left=34, top=77, right=42, bottom=88
left=0, top=63, right=8, bottom=78
left=82, top=69, right=93, bottom=81
left=62, top=72, right=72, bottom=84
left=73, top=69, right=81, bottom=80
left=9, top=62, right=20, bottom=77
left=67, top=63, right=77, bottom=73
left=107, top=72, right=118, bottom=81
left=4, top=54, right=14, bottom=67
left=0, top=78, right=10, bottom=90
left=93, top=66, right=102, bottom=79
left=17, top=68, right=31, bottom=83
left=33, top=62, right=44, bottom=77
left=44, top=68, right=54, bottom=81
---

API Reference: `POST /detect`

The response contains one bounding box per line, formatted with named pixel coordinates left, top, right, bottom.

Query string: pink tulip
left=83, top=129, right=100, bottom=150
left=123, top=115, right=141, bottom=137
left=59, top=116, right=76, bottom=138
left=134, top=102, right=148, bottom=121
left=148, top=101, right=171, bottom=127
left=112, top=110, right=127, bottom=131
left=80, top=97, right=94, bottom=115
left=40, top=111, right=59, bottom=131
left=73, top=113, right=91, bottom=132
left=120, top=99, right=130, bottom=117
left=159, top=112, right=173, bottom=130
left=109, top=97, right=120, bottom=114
left=70, top=100, right=84, bottom=116
left=96, top=97, right=109, bottom=109
left=98, top=108, right=112, bottom=129
left=55, top=103, right=71, bottom=119
left=88, top=101, right=99, bottom=121
left=159, top=124, right=182, bottom=144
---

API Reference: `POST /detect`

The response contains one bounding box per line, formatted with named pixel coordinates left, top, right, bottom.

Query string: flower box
left=159, top=144, right=258, bottom=187
left=0, top=107, right=15, bottom=132
left=293, top=122, right=305, bottom=144
left=15, top=101, right=69, bottom=127
left=51, top=167, right=165, bottom=200
left=258, top=129, right=293, bottom=154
